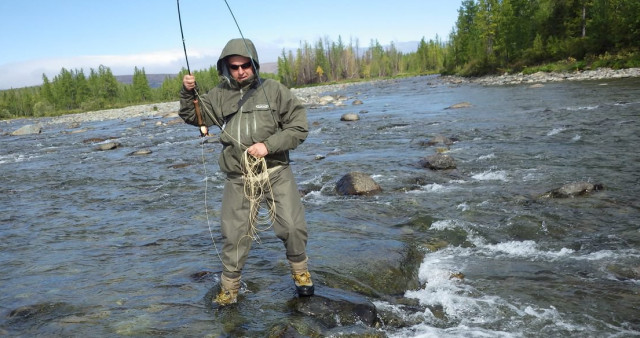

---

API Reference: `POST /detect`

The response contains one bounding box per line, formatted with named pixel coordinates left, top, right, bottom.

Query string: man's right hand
left=183, top=74, right=196, bottom=91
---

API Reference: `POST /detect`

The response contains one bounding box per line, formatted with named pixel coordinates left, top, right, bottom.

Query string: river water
left=1, top=76, right=639, bottom=337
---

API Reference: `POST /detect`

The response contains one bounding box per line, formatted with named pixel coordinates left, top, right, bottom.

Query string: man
left=179, top=38, right=313, bottom=306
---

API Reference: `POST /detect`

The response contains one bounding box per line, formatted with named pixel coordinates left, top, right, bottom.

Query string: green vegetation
left=276, top=0, right=640, bottom=86
left=2, top=0, right=638, bottom=120
left=445, top=0, right=640, bottom=76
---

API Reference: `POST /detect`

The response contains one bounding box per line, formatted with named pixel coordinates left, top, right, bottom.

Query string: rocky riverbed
left=441, top=66, right=640, bottom=86
left=6, top=67, right=639, bottom=131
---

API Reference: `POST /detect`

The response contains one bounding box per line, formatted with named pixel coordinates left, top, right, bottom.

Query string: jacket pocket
left=247, top=100, right=279, bottom=144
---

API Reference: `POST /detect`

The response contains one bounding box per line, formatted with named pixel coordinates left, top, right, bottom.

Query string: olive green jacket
left=179, top=39, right=308, bottom=175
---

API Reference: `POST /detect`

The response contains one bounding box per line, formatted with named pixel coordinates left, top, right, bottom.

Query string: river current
left=1, top=76, right=639, bottom=336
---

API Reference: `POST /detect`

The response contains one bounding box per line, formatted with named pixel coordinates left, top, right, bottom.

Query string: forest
left=2, top=0, right=638, bottom=119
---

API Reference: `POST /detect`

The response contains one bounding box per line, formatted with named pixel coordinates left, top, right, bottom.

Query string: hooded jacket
left=179, top=39, right=308, bottom=175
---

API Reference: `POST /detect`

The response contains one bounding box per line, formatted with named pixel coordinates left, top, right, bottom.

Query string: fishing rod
left=176, top=0, right=208, bottom=137
left=222, top=0, right=272, bottom=111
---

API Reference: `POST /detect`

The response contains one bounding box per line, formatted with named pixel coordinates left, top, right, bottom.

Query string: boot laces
left=293, top=271, right=313, bottom=286
left=214, top=288, right=238, bottom=305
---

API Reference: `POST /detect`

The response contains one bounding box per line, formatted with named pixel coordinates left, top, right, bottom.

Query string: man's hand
left=247, top=143, right=268, bottom=158
left=183, top=74, right=196, bottom=91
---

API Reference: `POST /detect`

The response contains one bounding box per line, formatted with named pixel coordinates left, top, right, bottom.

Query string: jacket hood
left=217, top=38, right=260, bottom=77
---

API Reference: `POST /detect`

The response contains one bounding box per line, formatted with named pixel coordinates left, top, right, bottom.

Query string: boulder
left=336, top=172, right=381, bottom=196
left=10, top=124, right=41, bottom=136
left=340, top=113, right=360, bottom=121
left=317, top=95, right=335, bottom=105
left=419, top=154, right=457, bottom=170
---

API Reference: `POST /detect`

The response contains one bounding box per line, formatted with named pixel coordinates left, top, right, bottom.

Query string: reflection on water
left=1, top=76, right=639, bottom=336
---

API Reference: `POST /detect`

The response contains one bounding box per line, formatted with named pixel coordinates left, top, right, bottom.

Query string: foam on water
left=456, top=203, right=469, bottom=211
left=477, top=153, right=496, bottom=161
left=546, top=127, right=567, bottom=136
left=382, top=214, right=640, bottom=336
left=0, top=153, right=35, bottom=164
left=302, top=190, right=336, bottom=206
left=479, top=240, right=575, bottom=260
left=384, top=237, right=586, bottom=336
left=565, top=105, right=599, bottom=111
left=471, top=170, right=508, bottom=182
left=386, top=247, right=527, bottom=337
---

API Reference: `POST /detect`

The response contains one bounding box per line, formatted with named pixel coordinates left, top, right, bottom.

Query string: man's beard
left=237, top=74, right=256, bottom=87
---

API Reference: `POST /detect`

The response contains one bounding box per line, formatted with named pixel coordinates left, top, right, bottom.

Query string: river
left=1, top=76, right=639, bottom=336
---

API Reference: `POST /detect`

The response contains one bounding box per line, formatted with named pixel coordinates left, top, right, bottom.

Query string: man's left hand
left=247, top=143, right=268, bottom=158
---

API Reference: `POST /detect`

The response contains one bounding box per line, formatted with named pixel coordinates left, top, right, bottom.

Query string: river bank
left=4, top=67, right=639, bottom=130
left=441, top=66, right=640, bottom=86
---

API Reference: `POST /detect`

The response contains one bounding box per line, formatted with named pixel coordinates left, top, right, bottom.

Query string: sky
left=0, top=0, right=463, bottom=90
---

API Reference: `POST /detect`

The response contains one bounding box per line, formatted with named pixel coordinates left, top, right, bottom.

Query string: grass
left=520, top=50, right=640, bottom=75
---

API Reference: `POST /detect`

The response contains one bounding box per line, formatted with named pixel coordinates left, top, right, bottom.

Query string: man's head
left=217, top=38, right=260, bottom=84
left=227, top=55, right=254, bottom=83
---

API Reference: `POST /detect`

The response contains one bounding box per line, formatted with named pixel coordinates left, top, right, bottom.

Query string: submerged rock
left=8, top=302, right=79, bottom=323
left=419, top=154, right=457, bottom=170
left=606, top=264, right=640, bottom=281
left=95, top=142, right=121, bottom=151
left=446, top=102, right=472, bottom=109
left=540, top=182, right=604, bottom=198
left=128, top=149, right=152, bottom=156
left=289, top=286, right=378, bottom=328
left=420, top=134, right=455, bottom=147
left=336, top=172, right=382, bottom=196
left=83, top=137, right=108, bottom=143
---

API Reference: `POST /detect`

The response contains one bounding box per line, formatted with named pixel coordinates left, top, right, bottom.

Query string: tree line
left=0, top=64, right=265, bottom=119
left=2, top=0, right=638, bottom=119
left=1, top=65, right=160, bottom=119
left=446, top=0, right=640, bottom=75
left=276, top=0, right=639, bottom=86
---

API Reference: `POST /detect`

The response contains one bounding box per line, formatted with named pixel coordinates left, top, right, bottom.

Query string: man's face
left=228, top=55, right=254, bottom=83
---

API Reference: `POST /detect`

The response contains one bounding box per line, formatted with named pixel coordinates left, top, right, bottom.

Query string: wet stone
left=289, top=286, right=378, bottom=328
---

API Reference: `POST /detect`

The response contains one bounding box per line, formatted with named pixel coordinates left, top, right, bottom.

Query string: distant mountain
left=260, top=62, right=278, bottom=74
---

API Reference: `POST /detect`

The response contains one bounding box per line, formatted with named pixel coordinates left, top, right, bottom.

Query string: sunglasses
left=229, top=62, right=253, bottom=70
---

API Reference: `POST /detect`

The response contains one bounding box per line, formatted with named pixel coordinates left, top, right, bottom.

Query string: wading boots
left=213, top=274, right=241, bottom=306
left=289, top=258, right=314, bottom=296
